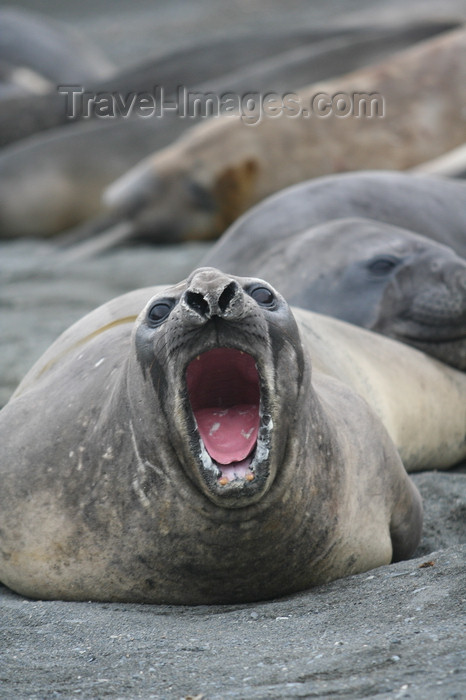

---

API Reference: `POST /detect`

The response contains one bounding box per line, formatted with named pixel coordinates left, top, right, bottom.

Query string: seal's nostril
left=218, top=282, right=238, bottom=314
left=185, top=291, right=209, bottom=316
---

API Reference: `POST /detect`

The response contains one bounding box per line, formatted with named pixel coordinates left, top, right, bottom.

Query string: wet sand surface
left=1, top=2, right=465, bottom=698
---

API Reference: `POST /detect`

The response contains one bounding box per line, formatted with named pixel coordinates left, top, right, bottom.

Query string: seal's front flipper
left=390, top=476, right=423, bottom=562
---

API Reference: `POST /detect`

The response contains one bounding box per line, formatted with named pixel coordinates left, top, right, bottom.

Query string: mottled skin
left=0, top=269, right=434, bottom=605
left=206, top=218, right=466, bottom=370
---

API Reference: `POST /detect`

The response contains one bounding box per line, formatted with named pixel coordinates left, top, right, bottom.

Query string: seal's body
left=101, top=28, right=466, bottom=243
left=204, top=172, right=466, bottom=265
left=2, top=269, right=464, bottom=604
left=0, top=23, right=456, bottom=237
left=205, top=217, right=466, bottom=370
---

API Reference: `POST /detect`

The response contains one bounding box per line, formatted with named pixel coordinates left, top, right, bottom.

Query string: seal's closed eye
left=367, top=256, right=401, bottom=276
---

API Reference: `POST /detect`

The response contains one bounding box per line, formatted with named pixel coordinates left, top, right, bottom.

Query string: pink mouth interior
left=186, top=348, right=260, bottom=479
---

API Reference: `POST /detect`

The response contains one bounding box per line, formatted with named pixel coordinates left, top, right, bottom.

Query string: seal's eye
left=367, top=256, right=400, bottom=275
left=249, top=285, right=276, bottom=308
left=147, top=301, right=173, bottom=326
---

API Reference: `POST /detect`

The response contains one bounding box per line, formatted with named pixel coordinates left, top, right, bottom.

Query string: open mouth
left=186, top=347, right=268, bottom=488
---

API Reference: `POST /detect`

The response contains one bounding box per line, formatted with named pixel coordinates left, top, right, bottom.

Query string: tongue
left=195, top=403, right=259, bottom=464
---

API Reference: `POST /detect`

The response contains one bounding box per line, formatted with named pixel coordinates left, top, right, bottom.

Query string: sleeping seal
left=2, top=269, right=465, bottom=604
left=4, top=22, right=451, bottom=148
left=205, top=218, right=466, bottom=370
left=99, top=26, right=466, bottom=243
left=0, top=22, right=457, bottom=237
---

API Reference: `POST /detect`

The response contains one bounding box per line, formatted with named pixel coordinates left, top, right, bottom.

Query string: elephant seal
left=1, top=27, right=339, bottom=148
left=100, top=26, right=466, bottom=243
left=203, top=171, right=466, bottom=263
left=0, top=22, right=456, bottom=237
left=0, top=20, right=455, bottom=149
left=2, top=268, right=466, bottom=604
left=206, top=218, right=466, bottom=370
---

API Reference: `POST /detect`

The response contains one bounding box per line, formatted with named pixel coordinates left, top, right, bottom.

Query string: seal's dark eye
left=367, top=256, right=400, bottom=275
left=249, top=286, right=276, bottom=308
left=147, top=301, right=172, bottom=326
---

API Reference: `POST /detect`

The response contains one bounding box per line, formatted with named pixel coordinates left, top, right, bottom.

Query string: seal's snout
left=184, top=280, right=240, bottom=318
left=183, top=268, right=243, bottom=321
left=413, top=256, right=466, bottom=325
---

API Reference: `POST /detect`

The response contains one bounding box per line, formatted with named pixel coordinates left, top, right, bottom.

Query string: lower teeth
left=218, top=470, right=255, bottom=486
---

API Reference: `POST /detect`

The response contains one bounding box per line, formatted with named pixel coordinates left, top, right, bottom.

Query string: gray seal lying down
left=2, top=269, right=465, bottom=604
left=205, top=217, right=466, bottom=370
